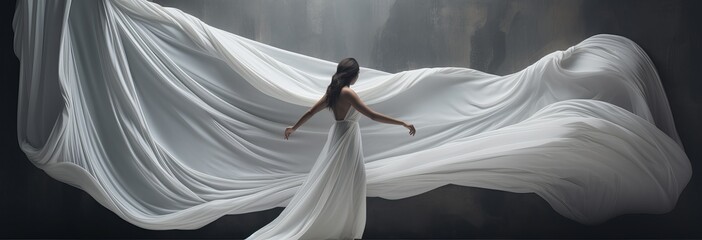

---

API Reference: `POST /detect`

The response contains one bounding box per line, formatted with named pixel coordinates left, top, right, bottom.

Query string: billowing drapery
left=14, top=0, right=691, bottom=230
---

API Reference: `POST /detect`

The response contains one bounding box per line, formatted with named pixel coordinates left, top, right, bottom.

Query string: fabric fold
left=14, top=0, right=691, bottom=229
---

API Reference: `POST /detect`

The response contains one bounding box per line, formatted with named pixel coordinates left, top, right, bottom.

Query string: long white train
left=13, top=0, right=691, bottom=230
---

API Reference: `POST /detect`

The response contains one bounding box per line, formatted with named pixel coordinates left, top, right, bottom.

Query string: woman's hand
left=284, top=126, right=296, bottom=140
left=403, top=122, right=416, bottom=136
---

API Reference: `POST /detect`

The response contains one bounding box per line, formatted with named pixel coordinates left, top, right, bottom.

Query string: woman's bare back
left=332, top=99, right=353, bottom=121
left=283, top=86, right=414, bottom=140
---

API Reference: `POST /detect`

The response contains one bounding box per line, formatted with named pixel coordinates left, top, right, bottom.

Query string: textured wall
left=2, top=0, right=700, bottom=238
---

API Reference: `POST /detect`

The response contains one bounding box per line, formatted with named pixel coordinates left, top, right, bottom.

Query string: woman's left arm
left=285, top=94, right=328, bottom=140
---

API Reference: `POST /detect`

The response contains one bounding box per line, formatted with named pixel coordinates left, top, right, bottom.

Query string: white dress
left=14, top=0, right=692, bottom=230
left=247, top=107, right=366, bottom=240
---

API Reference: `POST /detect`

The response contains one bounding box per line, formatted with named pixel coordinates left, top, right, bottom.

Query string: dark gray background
left=2, top=0, right=700, bottom=238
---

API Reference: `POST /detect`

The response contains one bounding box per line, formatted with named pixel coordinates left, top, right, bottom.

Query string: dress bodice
left=336, top=107, right=360, bottom=122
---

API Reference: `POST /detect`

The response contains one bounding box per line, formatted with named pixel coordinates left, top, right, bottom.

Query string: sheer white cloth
left=247, top=107, right=366, bottom=239
left=13, top=0, right=691, bottom=231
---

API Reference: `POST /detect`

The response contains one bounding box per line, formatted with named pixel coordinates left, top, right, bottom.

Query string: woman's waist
left=332, top=120, right=359, bottom=127
left=334, top=119, right=358, bottom=123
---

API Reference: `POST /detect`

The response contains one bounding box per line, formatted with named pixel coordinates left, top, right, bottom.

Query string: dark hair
left=325, top=58, right=359, bottom=110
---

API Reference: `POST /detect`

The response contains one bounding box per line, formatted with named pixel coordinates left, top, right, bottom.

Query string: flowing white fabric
left=13, top=0, right=691, bottom=232
left=248, top=107, right=366, bottom=239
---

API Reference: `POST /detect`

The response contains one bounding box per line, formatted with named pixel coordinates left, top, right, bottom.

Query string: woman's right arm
left=342, top=88, right=416, bottom=136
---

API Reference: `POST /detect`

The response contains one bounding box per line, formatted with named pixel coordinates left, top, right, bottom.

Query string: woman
left=247, top=58, right=416, bottom=240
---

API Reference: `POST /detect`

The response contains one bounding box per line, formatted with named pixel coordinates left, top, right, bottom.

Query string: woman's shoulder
left=340, top=86, right=356, bottom=95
